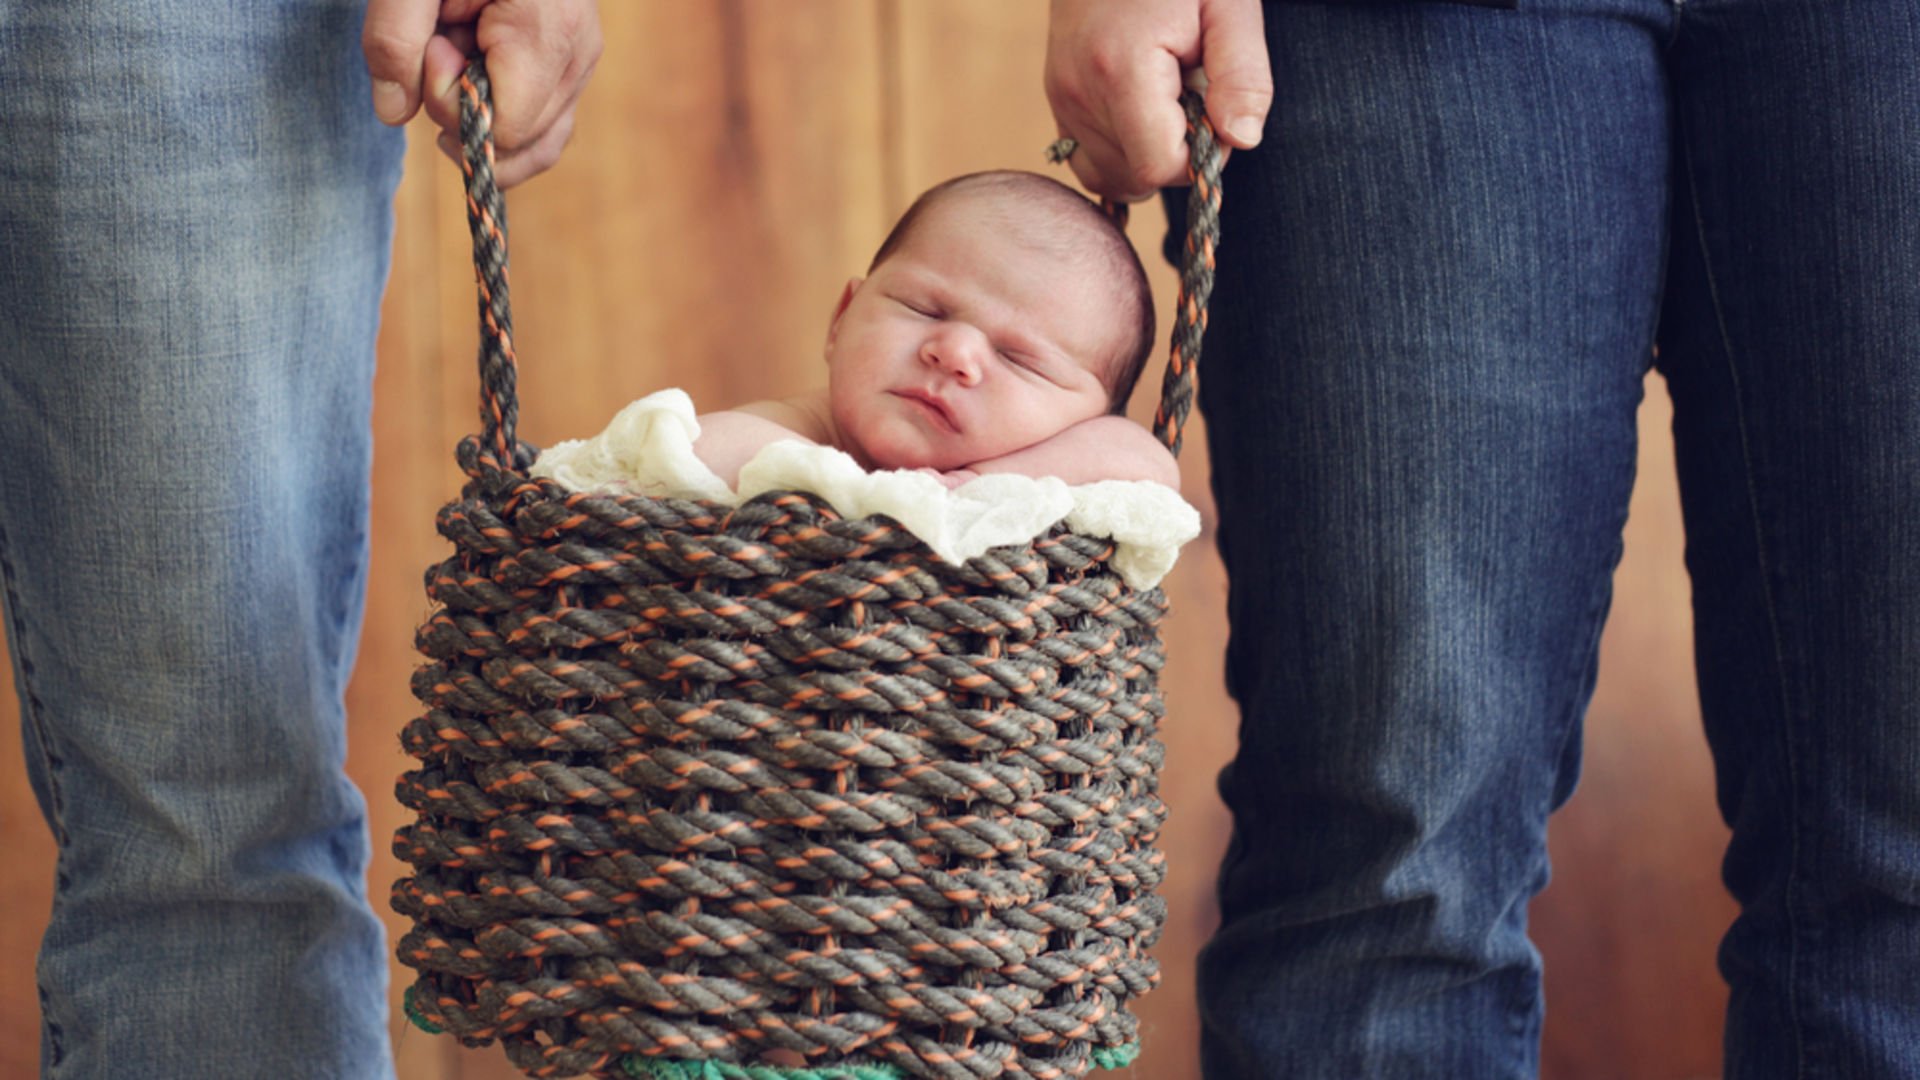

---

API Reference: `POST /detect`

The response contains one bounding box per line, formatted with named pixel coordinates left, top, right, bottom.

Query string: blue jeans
left=0, top=2, right=403, bottom=1076
left=1191, top=0, right=1920, bottom=1075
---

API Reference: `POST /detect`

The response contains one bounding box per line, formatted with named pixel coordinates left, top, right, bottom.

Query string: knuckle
left=360, top=26, right=417, bottom=75
left=1044, top=65, right=1100, bottom=121
left=533, top=1, right=579, bottom=59
left=1227, top=74, right=1275, bottom=102
left=1083, top=43, right=1128, bottom=84
left=559, top=0, right=597, bottom=41
left=568, top=28, right=604, bottom=89
left=1213, top=88, right=1270, bottom=122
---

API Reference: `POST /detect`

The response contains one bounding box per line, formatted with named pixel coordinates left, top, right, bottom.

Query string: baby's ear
left=825, top=276, right=862, bottom=354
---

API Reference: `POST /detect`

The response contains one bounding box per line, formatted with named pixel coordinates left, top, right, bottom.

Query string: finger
left=417, top=34, right=470, bottom=137
left=475, top=0, right=603, bottom=154
left=491, top=106, right=577, bottom=189
left=361, top=0, right=439, bottom=125
left=1200, top=0, right=1274, bottom=149
left=491, top=59, right=590, bottom=188
left=1043, top=32, right=1148, bottom=199
left=1098, top=49, right=1192, bottom=198
left=1060, top=123, right=1149, bottom=203
left=1047, top=64, right=1178, bottom=200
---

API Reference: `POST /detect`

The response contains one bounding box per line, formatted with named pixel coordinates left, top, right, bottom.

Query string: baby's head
left=822, top=170, right=1156, bottom=471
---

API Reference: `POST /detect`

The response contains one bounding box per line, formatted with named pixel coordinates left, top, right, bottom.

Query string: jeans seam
left=1677, top=107, right=1808, bottom=1080
left=1663, top=0, right=1687, bottom=50
left=0, top=515, right=69, bottom=1070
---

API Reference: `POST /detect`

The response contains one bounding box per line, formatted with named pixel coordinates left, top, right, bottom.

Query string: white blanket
left=529, top=389, right=1201, bottom=590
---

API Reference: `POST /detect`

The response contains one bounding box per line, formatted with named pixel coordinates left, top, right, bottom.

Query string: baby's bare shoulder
left=729, top=391, right=834, bottom=445
left=691, top=406, right=823, bottom=488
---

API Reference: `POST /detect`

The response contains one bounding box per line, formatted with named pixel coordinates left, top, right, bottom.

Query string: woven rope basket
left=392, top=60, right=1222, bottom=1080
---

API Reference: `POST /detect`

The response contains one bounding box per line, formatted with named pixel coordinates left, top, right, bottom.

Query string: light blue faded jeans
left=0, top=2, right=403, bottom=1076
left=1189, top=0, right=1920, bottom=1076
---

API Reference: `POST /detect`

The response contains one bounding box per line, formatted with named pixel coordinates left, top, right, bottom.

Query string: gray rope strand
left=459, top=59, right=522, bottom=467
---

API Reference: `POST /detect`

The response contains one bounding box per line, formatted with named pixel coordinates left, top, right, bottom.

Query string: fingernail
left=428, top=69, right=457, bottom=111
left=373, top=79, right=407, bottom=124
left=1228, top=116, right=1263, bottom=146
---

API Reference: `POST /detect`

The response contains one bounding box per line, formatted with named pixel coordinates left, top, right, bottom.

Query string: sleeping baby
left=691, top=169, right=1180, bottom=493
left=536, top=174, right=1195, bottom=1073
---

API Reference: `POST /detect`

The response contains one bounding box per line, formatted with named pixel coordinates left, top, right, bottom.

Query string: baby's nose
left=921, top=324, right=987, bottom=382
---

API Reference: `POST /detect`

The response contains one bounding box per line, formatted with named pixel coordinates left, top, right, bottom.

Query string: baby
left=692, top=170, right=1180, bottom=493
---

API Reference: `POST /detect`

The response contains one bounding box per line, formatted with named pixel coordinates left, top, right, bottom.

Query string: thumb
left=361, top=0, right=440, bottom=125
left=1199, top=0, right=1274, bottom=149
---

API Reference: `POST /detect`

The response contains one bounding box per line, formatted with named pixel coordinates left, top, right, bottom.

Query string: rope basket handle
left=455, top=57, right=1224, bottom=468
left=458, top=60, right=520, bottom=470
left=1147, top=89, right=1222, bottom=458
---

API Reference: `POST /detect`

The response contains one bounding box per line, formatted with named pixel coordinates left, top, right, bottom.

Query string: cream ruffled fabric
left=529, top=389, right=1200, bottom=590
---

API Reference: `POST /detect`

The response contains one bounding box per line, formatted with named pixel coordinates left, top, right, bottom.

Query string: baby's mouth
left=891, top=389, right=959, bottom=432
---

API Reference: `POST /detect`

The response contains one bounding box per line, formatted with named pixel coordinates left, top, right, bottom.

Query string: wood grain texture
left=0, top=6, right=1733, bottom=1080
left=0, top=642, right=57, bottom=1080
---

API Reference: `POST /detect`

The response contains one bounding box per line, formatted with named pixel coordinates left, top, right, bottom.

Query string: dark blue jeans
left=1191, top=0, right=1920, bottom=1076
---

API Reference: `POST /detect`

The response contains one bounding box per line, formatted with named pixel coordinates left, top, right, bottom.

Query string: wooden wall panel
left=1533, top=375, right=1738, bottom=1080
left=0, top=5, right=1736, bottom=1080
left=0, top=639, right=56, bottom=1080
left=502, top=2, right=891, bottom=442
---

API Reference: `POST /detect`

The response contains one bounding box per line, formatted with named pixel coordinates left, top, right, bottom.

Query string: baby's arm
left=964, top=415, right=1181, bottom=491
left=691, top=409, right=819, bottom=488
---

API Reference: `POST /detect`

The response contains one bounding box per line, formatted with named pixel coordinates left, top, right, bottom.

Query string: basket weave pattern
left=391, top=62, right=1220, bottom=1080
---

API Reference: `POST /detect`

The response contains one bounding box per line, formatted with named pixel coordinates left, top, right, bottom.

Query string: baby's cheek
left=848, top=413, right=919, bottom=470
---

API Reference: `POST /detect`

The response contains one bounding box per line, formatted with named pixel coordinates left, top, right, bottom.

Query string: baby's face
left=823, top=196, right=1123, bottom=471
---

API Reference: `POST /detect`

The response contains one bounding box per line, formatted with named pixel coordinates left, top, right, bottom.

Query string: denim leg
left=1193, top=1, right=1673, bottom=1075
left=1654, top=3, right=1920, bottom=1074
left=0, top=2, right=404, bottom=1077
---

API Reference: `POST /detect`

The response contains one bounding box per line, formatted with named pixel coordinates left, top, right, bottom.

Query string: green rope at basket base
left=402, top=985, right=445, bottom=1035
left=619, top=1057, right=904, bottom=1080
left=619, top=1046, right=1141, bottom=1080
left=406, top=989, right=1139, bottom=1076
